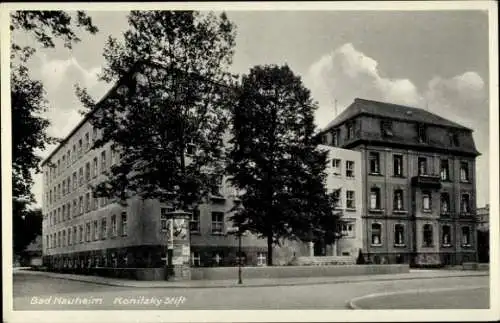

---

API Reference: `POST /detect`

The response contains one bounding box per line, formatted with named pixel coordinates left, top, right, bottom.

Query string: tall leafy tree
left=10, top=11, right=98, bottom=251
left=227, top=64, right=336, bottom=265
left=76, top=11, right=236, bottom=211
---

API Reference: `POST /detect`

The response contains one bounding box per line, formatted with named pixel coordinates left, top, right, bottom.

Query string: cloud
left=305, top=43, right=489, bottom=206
left=305, top=43, right=421, bottom=126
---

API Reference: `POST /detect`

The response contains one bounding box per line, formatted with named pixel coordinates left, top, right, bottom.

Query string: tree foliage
left=227, top=64, right=337, bottom=265
left=76, top=11, right=236, bottom=210
left=10, top=11, right=98, bottom=252
left=11, top=11, right=98, bottom=206
left=13, top=207, right=43, bottom=254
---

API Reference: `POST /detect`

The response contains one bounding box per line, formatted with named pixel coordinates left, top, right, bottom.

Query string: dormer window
left=381, top=120, right=393, bottom=137
left=346, top=122, right=354, bottom=140
left=417, top=123, right=427, bottom=143
left=332, top=129, right=339, bottom=146
left=449, top=131, right=459, bottom=146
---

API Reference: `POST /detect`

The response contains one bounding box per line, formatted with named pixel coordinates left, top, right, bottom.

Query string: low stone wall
left=190, top=264, right=409, bottom=281
left=45, top=267, right=166, bottom=280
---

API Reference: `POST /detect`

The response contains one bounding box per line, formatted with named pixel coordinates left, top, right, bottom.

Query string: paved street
left=13, top=272, right=489, bottom=310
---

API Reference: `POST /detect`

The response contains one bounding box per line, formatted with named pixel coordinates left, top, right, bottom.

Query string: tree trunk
left=267, top=234, right=273, bottom=266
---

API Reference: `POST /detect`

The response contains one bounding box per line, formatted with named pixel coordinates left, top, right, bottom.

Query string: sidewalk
left=14, top=268, right=488, bottom=289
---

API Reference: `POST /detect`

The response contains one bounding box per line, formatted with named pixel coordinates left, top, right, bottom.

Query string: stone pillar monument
left=164, top=210, right=191, bottom=281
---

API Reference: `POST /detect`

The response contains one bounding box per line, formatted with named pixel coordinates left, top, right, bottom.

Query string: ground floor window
left=394, top=224, right=405, bottom=246
left=462, top=226, right=471, bottom=246
left=257, top=252, right=267, bottom=266
left=191, top=252, right=201, bottom=267
left=212, top=252, right=223, bottom=266
left=423, top=224, right=433, bottom=247
left=442, top=225, right=452, bottom=246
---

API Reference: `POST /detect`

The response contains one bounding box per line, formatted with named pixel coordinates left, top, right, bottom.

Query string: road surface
left=12, top=272, right=489, bottom=310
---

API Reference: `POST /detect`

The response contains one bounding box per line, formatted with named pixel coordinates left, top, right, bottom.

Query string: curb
left=15, top=270, right=489, bottom=289
left=347, top=285, right=489, bottom=309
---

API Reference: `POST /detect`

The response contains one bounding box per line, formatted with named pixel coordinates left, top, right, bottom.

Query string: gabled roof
left=322, top=98, right=472, bottom=132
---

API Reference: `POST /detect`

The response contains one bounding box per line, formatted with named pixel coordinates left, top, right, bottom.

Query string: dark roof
left=322, top=98, right=472, bottom=132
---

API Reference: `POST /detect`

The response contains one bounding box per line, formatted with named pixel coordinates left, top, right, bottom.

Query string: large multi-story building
left=40, top=63, right=359, bottom=271
left=319, top=98, right=480, bottom=266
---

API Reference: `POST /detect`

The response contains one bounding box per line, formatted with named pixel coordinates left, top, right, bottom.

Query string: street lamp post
left=237, top=231, right=242, bottom=284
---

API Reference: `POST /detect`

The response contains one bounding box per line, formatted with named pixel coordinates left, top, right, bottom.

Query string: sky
left=12, top=9, right=491, bottom=208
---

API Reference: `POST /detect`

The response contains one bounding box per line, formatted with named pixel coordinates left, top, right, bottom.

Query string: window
left=62, top=231, right=66, bottom=247
left=461, top=226, right=471, bottom=246
left=346, top=161, right=355, bottom=178
left=332, top=189, right=341, bottom=209
left=73, top=226, right=77, bottom=244
left=212, top=252, right=223, bottom=266
left=93, top=220, right=99, bottom=240
left=62, top=205, right=66, bottom=221
left=370, top=187, right=381, bottom=210
left=346, top=122, right=354, bottom=139
left=57, top=160, right=61, bottom=175
left=460, top=162, right=469, bottom=182
left=93, top=157, right=98, bottom=177
left=111, top=215, right=117, bottom=237
left=257, top=252, right=267, bottom=266
left=418, top=157, right=427, bottom=175
left=371, top=223, right=382, bottom=245
left=73, top=199, right=77, bottom=217
left=211, top=175, right=224, bottom=196
left=191, top=252, right=201, bottom=267
left=101, top=218, right=107, bottom=239
left=57, top=232, right=61, bottom=247
left=72, top=172, right=77, bottom=190
left=332, top=159, right=341, bottom=175
left=84, top=133, right=90, bottom=150
left=121, top=212, right=127, bottom=236
left=449, top=132, right=459, bottom=146
left=85, top=192, right=90, bottom=212
left=346, top=190, right=355, bottom=209
left=332, top=129, right=339, bottom=146
left=422, top=191, right=431, bottom=211
left=461, top=194, right=470, bottom=214
left=381, top=120, right=393, bottom=137
left=393, top=155, right=403, bottom=176
left=394, top=189, right=404, bottom=211
left=417, top=123, right=427, bottom=143
left=190, top=208, right=200, bottom=233
left=441, top=193, right=450, bottom=214
left=79, top=196, right=84, bottom=215
left=66, top=176, right=71, bottom=194
left=62, top=179, right=66, bottom=196
left=92, top=128, right=97, bottom=145
left=440, top=159, right=450, bottom=181
left=442, top=225, right=452, bottom=246
left=79, top=225, right=83, bottom=243
left=67, top=150, right=71, bottom=166
left=369, top=152, right=380, bottom=174
left=341, top=222, right=355, bottom=238
left=160, top=207, right=174, bottom=231
left=394, top=224, right=405, bottom=246
left=85, top=162, right=90, bottom=182
left=79, top=167, right=83, bottom=186
left=78, top=139, right=83, bottom=156
left=100, top=150, right=107, bottom=174
left=211, top=212, right=224, bottom=235
left=423, top=224, right=433, bottom=247
left=86, top=222, right=91, bottom=242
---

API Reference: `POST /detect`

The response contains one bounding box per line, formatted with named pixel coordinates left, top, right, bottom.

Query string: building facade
left=320, top=98, right=480, bottom=266
left=319, top=145, right=363, bottom=258
left=41, top=64, right=358, bottom=270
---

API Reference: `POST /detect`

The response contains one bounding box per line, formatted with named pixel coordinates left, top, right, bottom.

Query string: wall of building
left=319, top=145, right=363, bottom=258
